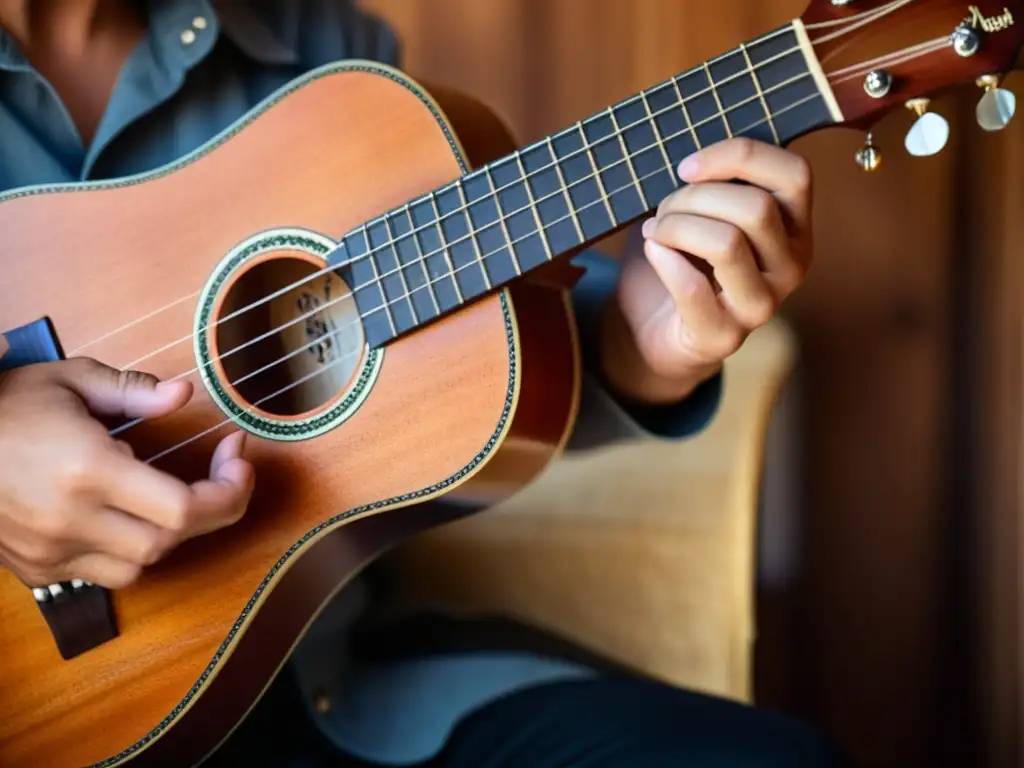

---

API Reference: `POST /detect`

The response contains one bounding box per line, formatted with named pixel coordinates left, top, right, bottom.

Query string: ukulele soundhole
left=195, top=228, right=384, bottom=441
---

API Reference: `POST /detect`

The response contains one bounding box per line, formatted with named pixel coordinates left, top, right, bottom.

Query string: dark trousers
left=211, top=665, right=850, bottom=767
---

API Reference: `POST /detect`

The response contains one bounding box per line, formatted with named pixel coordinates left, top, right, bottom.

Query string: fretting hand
left=600, top=137, right=813, bottom=404
left=0, top=359, right=254, bottom=589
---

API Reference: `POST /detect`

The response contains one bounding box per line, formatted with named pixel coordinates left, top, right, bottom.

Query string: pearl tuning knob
left=904, top=99, right=949, bottom=157
left=976, top=74, right=1016, bottom=132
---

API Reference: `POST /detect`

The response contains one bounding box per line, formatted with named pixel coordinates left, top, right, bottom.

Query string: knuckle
left=747, top=191, right=777, bottom=231
left=58, top=444, right=103, bottom=495
left=116, top=368, right=157, bottom=393
left=18, top=538, right=65, bottom=568
left=778, top=264, right=805, bottom=294
left=23, top=567, right=58, bottom=589
left=162, top=492, right=193, bottom=534
left=104, top=566, right=143, bottom=590
left=743, top=293, right=778, bottom=328
left=707, top=326, right=745, bottom=359
left=134, top=533, right=170, bottom=567
left=33, top=508, right=73, bottom=541
left=716, top=226, right=747, bottom=264
left=728, top=137, right=758, bottom=164
left=656, top=192, right=676, bottom=217
left=790, top=156, right=813, bottom=193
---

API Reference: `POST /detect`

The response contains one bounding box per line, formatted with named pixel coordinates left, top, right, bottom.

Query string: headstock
left=799, top=0, right=1023, bottom=169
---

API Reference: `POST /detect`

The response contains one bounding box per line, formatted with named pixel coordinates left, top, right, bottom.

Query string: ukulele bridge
left=0, top=317, right=120, bottom=660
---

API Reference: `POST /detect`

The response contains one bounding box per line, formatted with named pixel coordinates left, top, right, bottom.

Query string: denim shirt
left=0, top=1, right=722, bottom=763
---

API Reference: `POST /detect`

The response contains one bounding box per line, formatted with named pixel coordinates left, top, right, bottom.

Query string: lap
left=210, top=667, right=849, bottom=768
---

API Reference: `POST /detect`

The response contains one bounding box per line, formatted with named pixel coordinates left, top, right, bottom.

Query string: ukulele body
left=0, top=62, right=581, bottom=768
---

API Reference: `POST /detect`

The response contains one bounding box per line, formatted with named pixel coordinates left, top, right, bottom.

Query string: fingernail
left=678, top=154, right=700, bottom=180
left=641, top=217, right=656, bottom=238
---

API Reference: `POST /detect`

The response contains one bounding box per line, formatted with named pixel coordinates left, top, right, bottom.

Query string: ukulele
left=0, top=1, right=1020, bottom=766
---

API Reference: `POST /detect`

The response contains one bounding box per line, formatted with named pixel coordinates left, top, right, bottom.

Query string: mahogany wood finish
left=0, top=69, right=579, bottom=768
left=803, top=0, right=1024, bottom=129
left=0, top=2, right=1020, bottom=766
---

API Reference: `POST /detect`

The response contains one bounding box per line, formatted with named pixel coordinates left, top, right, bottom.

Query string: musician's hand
left=600, top=138, right=813, bottom=404
left=0, top=359, right=254, bottom=590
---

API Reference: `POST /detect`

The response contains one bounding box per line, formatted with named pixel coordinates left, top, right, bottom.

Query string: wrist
left=597, top=294, right=721, bottom=407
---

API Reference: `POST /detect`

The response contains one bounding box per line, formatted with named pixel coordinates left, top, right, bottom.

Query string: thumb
left=59, top=358, right=194, bottom=420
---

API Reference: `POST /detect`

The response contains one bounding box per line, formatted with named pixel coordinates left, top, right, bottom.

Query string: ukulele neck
left=343, top=20, right=840, bottom=349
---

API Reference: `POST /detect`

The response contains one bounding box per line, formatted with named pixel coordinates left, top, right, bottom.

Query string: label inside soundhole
left=216, top=257, right=361, bottom=415
left=195, top=229, right=382, bottom=441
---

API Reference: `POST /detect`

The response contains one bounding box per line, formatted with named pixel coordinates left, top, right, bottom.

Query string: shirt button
left=180, top=29, right=197, bottom=45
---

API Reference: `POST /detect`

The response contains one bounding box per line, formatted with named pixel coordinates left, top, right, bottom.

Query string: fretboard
left=338, top=22, right=837, bottom=348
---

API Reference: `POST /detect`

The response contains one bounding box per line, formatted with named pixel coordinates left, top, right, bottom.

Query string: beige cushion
left=378, top=318, right=797, bottom=703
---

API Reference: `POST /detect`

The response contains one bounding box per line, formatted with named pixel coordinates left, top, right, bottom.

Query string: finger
left=58, top=358, right=194, bottom=421
left=644, top=213, right=776, bottom=330
left=643, top=239, right=743, bottom=359
left=181, top=431, right=254, bottom=538
left=0, top=333, right=8, bottom=359
left=676, top=138, right=813, bottom=231
left=62, top=552, right=143, bottom=590
left=0, top=546, right=141, bottom=591
left=93, top=446, right=195, bottom=532
left=71, top=506, right=176, bottom=567
left=656, top=183, right=802, bottom=295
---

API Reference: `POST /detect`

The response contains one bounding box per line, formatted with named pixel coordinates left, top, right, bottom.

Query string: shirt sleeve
left=565, top=248, right=723, bottom=452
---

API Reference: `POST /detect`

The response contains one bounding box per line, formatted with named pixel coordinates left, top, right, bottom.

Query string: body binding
left=0, top=61, right=581, bottom=768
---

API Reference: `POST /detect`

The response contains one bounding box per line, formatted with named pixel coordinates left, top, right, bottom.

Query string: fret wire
left=670, top=75, right=702, bottom=149
left=362, top=66, right=818, bottom=309
left=577, top=30, right=770, bottom=140
left=383, top=213, right=421, bottom=324
left=702, top=61, right=733, bottom=138
left=379, top=66, right=815, bottom=286
left=348, top=60, right=822, bottom=317
left=404, top=39, right=808, bottom=251
left=402, top=202, right=441, bottom=315
left=361, top=223, right=398, bottom=337
left=575, top=121, right=618, bottom=227
left=514, top=150, right=554, bottom=261
left=364, top=92, right=824, bottom=335
left=314, top=89, right=826, bottom=347
left=455, top=180, right=492, bottom=291
left=483, top=165, right=522, bottom=276
left=354, top=34, right=807, bottom=267
left=740, top=42, right=780, bottom=146
left=639, top=88, right=676, bottom=180
left=545, top=136, right=585, bottom=243
left=429, top=191, right=464, bottom=303
left=607, top=105, right=649, bottom=209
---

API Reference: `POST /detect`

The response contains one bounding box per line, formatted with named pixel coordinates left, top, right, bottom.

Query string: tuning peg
left=904, top=99, right=949, bottom=157
left=854, top=133, right=882, bottom=172
left=975, top=74, right=1016, bottom=132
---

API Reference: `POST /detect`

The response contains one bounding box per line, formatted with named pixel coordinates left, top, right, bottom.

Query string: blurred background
left=360, top=1, right=1022, bottom=766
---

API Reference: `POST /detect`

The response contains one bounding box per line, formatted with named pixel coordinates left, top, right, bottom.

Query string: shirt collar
left=211, top=0, right=300, bottom=65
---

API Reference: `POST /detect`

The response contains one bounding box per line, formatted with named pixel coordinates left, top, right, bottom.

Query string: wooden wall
left=358, top=1, right=1022, bottom=765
